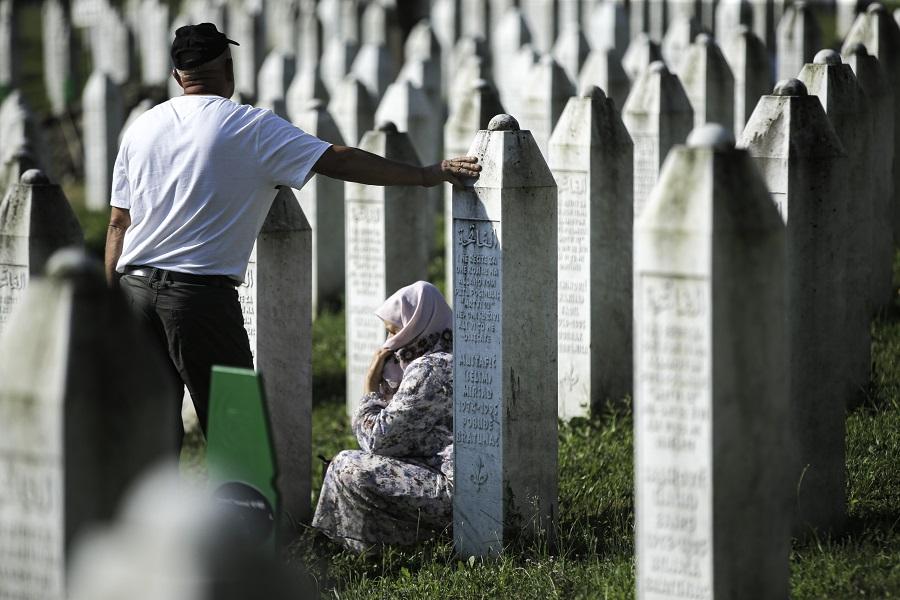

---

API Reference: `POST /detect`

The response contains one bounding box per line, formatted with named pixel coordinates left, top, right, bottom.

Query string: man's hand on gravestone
left=422, top=156, right=481, bottom=187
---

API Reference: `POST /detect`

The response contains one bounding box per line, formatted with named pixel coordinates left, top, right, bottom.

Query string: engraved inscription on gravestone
left=454, top=218, right=502, bottom=508
left=633, top=133, right=659, bottom=216
left=238, top=247, right=257, bottom=355
left=0, top=392, right=65, bottom=599
left=346, top=201, right=386, bottom=403
left=637, top=275, right=712, bottom=600
left=0, top=264, right=27, bottom=328
left=556, top=171, right=590, bottom=407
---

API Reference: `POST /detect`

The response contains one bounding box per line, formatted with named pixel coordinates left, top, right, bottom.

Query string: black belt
left=124, top=266, right=238, bottom=288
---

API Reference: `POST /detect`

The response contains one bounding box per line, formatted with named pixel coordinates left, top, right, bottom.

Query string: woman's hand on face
left=364, top=348, right=394, bottom=394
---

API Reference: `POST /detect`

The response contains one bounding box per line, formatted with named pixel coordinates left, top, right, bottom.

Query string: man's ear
left=172, top=69, right=183, bottom=89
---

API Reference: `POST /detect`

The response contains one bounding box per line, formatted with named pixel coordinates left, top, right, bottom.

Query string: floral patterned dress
left=311, top=342, right=454, bottom=553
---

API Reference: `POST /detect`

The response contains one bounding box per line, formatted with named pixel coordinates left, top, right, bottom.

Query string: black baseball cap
left=171, top=23, right=239, bottom=70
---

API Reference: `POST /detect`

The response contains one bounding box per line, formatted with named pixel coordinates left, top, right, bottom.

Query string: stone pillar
left=715, top=0, right=753, bottom=41
left=739, top=78, right=848, bottom=534
left=661, top=16, right=704, bottom=73
left=452, top=114, right=557, bottom=557
left=722, top=25, right=772, bottom=137
left=492, top=7, right=532, bottom=84
left=350, top=42, right=396, bottom=105
left=328, top=73, right=375, bottom=145
left=42, top=0, right=76, bottom=116
left=521, top=0, right=559, bottom=53
left=344, top=123, right=428, bottom=414
left=634, top=123, right=790, bottom=600
left=841, top=3, right=900, bottom=262
left=444, top=79, right=505, bottom=300
left=776, top=1, right=821, bottom=81
left=679, top=33, right=735, bottom=130
left=519, top=55, right=576, bottom=158
left=798, top=50, right=873, bottom=406
left=550, top=87, right=632, bottom=419
left=82, top=70, right=124, bottom=211
left=622, top=61, right=694, bottom=217
left=578, top=46, right=631, bottom=110
left=0, top=0, right=17, bottom=95
left=375, top=78, right=440, bottom=165
left=297, top=8, right=324, bottom=73
left=292, top=100, right=346, bottom=314
left=361, top=0, right=403, bottom=74
left=401, top=20, right=443, bottom=112
left=845, top=42, right=895, bottom=311
left=238, top=187, right=313, bottom=528
left=286, top=63, right=331, bottom=118
left=0, top=248, right=177, bottom=600
left=257, top=50, right=297, bottom=119
left=91, top=6, right=133, bottom=86
left=321, top=38, right=360, bottom=97
left=552, top=23, right=591, bottom=84
left=229, top=0, right=266, bottom=101
left=0, top=170, right=83, bottom=335
left=139, top=0, right=170, bottom=87
left=630, top=0, right=649, bottom=39
left=622, top=33, right=664, bottom=82
left=589, top=0, right=629, bottom=52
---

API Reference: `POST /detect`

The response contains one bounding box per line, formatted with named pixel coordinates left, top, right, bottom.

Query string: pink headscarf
left=375, top=281, right=453, bottom=392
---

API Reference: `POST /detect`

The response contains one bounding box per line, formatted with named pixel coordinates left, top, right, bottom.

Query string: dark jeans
left=120, top=273, right=254, bottom=444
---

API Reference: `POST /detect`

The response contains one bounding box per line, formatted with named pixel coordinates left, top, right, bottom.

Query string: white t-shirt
left=111, top=94, right=331, bottom=281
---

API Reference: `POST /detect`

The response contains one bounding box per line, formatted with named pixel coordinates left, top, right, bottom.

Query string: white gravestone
left=635, top=123, right=790, bottom=600
left=42, top=0, right=75, bottom=116
left=82, top=70, right=124, bottom=211
left=492, top=7, right=532, bottom=94
left=228, top=0, right=265, bottom=101
left=578, top=46, right=631, bottom=110
left=444, top=79, right=505, bottom=301
left=286, top=63, right=331, bottom=118
left=714, top=0, right=753, bottom=41
left=0, top=170, right=83, bottom=336
left=452, top=114, right=558, bottom=557
left=0, top=249, right=177, bottom=600
left=140, top=0, right=170, bottom=86
left=549, top=87, right=633, bottom=419
left=521, top=0, right=558, bottom=53
left=292, top=99, right=346, bottom=313
left=328, top=73, right=375, bottom=146
left=350, top=42, right=396, bottom=105
left=798, top=50, right=873, bottom=407
left=739, top=78, right=849, bottom=535
left=622, top=61, right=694, bottom=218
left=630, top=0, right=648, bottom=39
left=721, top=25, right=772, bottom=137
left=91, top=6, right=133, bottom=86
left=0, top=0, right=17, bottom=94
left=321, top=38, right=360, bottom=97
left=588, top=0, right=628, bottom=53
left=845, top=43, right=895, bottom=311
left=678, top=33, right=735, bottom=130
left=552, top=23, right=591, bottom=84
left=622, top=33, right=663, bottom=83
left=237, top=187, right=313, bottom=527
left=775, top=1, right=821, bottom=81
left=257, top=50, right=297, bottom=119
left=401, top=20, right=443, bottom=112
left=841, top=4, right=900, bottom=264
left=344, top=123, right=428, bottom=414
left=518, top=54, right=576, bottom=159
left=297, top=8, right=324, bottom=74
left=662, top=16, right=704, bottom=73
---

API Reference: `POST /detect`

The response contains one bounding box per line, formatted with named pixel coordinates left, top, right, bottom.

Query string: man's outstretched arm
left=104, top=207, right=131, bottom=287
left=312, top=145, right=481, bottom=187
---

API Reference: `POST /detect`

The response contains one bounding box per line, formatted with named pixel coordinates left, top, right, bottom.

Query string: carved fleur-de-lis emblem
left=470, top=456, right=489, bottom=491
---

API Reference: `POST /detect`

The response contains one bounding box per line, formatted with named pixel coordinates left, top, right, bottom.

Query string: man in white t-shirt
left=104, top=23, right=480, bottom=444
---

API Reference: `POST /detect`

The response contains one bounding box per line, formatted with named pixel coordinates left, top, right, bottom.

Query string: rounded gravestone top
left=46, top=247, right=104, bottom=280
left=579, top=84, right=607, bottom=100
left=488, top=114, right=520, bottom=131
left=813, top=49, right=842, bottom=65
left=21, top=169, right=48, bottom=185
left=848, top=42, right=869, bottom=56
left=773, top=78, right=808, bottom=96
left=867, top=2, right=886, bottom=14
left=694, top=32, right=713, bottom=45
left=649, top=60, right=668, bottom=74
left=377, top=121, right=398, bottom=133
left=686, top=123, right=735, bottom=150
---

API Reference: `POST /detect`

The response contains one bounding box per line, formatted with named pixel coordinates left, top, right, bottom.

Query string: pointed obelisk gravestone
left=0, top=91, right=49, bottom=192
left=345, top=123, right=428, bottom=415
left=329, top=73, right=375, bottom=146
left=82, top=70, right=124, bottom=211
left=0, top=170, right=83, bottom=335
left=845, top=43, right=895, bottom=311
left=550, top=87, right=633, bottom=419
left=715, top=0, right=753, bottom=41
left=622, top=61, right=694, bottom=217
left=444, top=79, right=504, bottom=299
left=229, top=0, right=265, bottom=101
left=492, top=7, right=532, bottom=94
left=622, top=33, right=663, bottom=82
left=662, top=16, right=704, bottom=73
left=207, top=366, right=278, bottom=548
left=776, top=1, right=821, bottom=81
left=297, top=8, right=324, bottom=73
left=578, top=46, right=631, bottom=110
left=522, top=0, right=558, bottom=53
left=42, top=0, right=75, bottom=116
left=799, top=50, right=873, bottom=406
left=257, top=50, right=297, bottom=119
left=552, top=23, right=592, bottom=84
left=401, top=19, right=443, bottom=112
left=519, top=55, right=576, bottom=158
left=292, top=100, right=346, bottom=313
left=375, top=77, right=440, bottom=165
left=237, top=187, right=313, bottom=528
left=588, top=0, right=628, bottom=52
left=448, top=35, right=491, bottom=111
left=452, top=114, right=558, bottom=557
left=842, top=3, right=900, bottom=259
left=350, top=42, right=396, bottom=105
left=139, top=0, right=170, bottom=86
left=321, top=37, right=360, bottom=96
left=0, top=249, right=177, bottom=600
left=286, top=63, right=331, bottom=119
left=722, top=25, right=772, bottom=137
left=91, top=6, right=133, bottom=86
left=503, top=44, right=540, bottom=121
left=635, top=124, right=790, bottom=600
left=739, top=78, right=848, bottom=535
left=679, top=33, right=735, bottom=130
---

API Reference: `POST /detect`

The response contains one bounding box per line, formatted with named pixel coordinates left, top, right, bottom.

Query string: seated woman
left=312, top=281, right=454, bottom=553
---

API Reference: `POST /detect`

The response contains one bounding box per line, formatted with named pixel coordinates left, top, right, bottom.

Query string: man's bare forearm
left=312, top=145, right=424, bottom=186
left=104, top=207, right=131, bottom=287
